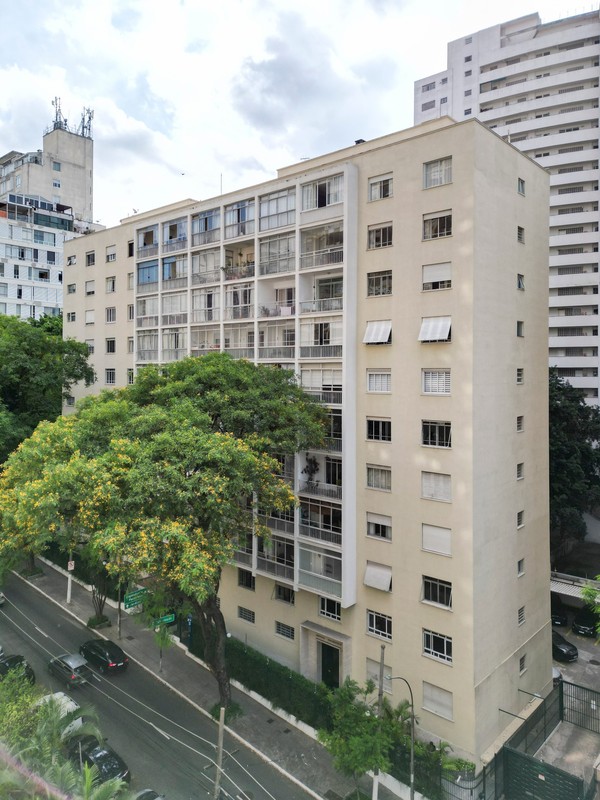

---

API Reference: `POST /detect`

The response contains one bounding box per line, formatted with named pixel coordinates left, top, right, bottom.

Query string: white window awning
left=419, top=316, right=451, bottom=342
left=363, top=320, right=392, bottom=344
left=364, top=562, right=392, bottom=591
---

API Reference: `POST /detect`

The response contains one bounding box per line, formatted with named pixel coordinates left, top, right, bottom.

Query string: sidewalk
left=18, top=559, right=400, bottom=800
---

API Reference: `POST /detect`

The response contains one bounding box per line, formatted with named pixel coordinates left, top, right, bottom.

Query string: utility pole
left=372, top=643, right=386, bottom=800
left=213, top=705, right=225, bottom=800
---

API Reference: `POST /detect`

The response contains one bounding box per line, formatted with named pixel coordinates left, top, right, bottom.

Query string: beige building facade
left=64, top=117, right=550, bottom=763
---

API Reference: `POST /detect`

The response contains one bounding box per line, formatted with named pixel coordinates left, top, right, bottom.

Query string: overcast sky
left=0, top=0, right=592, bottom=227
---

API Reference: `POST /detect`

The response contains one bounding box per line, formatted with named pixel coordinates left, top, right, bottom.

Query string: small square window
left=52, top=161, right=61, bottom=172
left=518, top=606, right=525, bottom=625
left=517, top=226, right=525, bottom=243
left=517, top=320, right=524, bottom=337
left=517, top=462, right=524, bottom=480
left=320, top=597, right=341, bottom=620
left=517, top=416, right=524, bottom=432
left=275, top=584, right=295, bottom=604
left=238, top=568, right=255, bottom=591
left=464, top=69, right=472, bottom=77
left=517, top=368, right=524, bottom=384
left=65, top=396, right=75, bottom=407
left=238, top=606, right=255, bottom=624
left=67, top=284, right=76, bottom=294
left=464, top=108, right=472, bottom=116
left=275, top=620, right=295, bottom=640
left=464, top=89, right=472, bottom=97
left=517, top=274, right=525, bottom=290
left=465, top=55, right=472, bottom=63
left=518, top=558, right=525, bottom=576
left=519, top=654, right=527, bottom=674
left=66, top=312, right=76, bottom=323
left=517, top=510, right=524, bottom=528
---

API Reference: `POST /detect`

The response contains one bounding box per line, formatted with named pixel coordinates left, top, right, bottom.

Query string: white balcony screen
left=363, top=320, right=392, bottom=344
left=364, top=562, right=392, bottom=591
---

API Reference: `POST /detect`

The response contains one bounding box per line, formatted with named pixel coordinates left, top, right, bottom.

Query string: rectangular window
left=367, top=466, right=391, bottom=491
left=106, top=248, right=116, bottom=263
left=423, top=576, right=452, bottom=607
left=422, top=420, right=451, bottom=448
left=238, top=568, right=255, bottom=590
left=518, top=606, right=525, bottom=625
left=517, top=416, right=524, bottom=432
left=367, top=419, right=391, bottom=442
left=128, top=304, right=134, bottom=321
left=518, top=178, right=525, bottom=195
left=423, top=211, right=452, bottom=240
left=275, top=621, right=295, bottom=640
left=422, top=262, right=452, bottom=291
left=367, top=224, right=393, bottom=249
left=518, top=558, right=525, bottom=576
left=517, top=510, right=524, bottom=528
left=419, top=316, right=451, bottom=343
left=421, top=472, right=452, bottom=502
left=259, top=187, right=296, bottom=230
left=67, top=255, right=76, bottom=266
left=65, top=396, right=75, bottom=407
left=367, top=610, right=392, bottom=640
left=367, top=512, right=392, bottom=541
left=422, top=81, right=436, bottom=92
left=519, top=654, right=527, bottom=674
left=224, top=200, right=255, bottom=239
left=106, top=277, right=116, bottom=293
left=275, top=584, right=295, bottom=604
left=67, top=283, right=76, bottom=294
left=423, top=681, right=453, bottom=720
left=422, top=100, right=435, bottom=112
left=238, top=606, right=255, bottom=624
left=66, top=312, right=76, bottom=322
left=422, top=369, right=450, bottom=394
left=368, top=174, right=393, bottom=201
left=319, top=597, right=341, bottom=621
left=105, top=368, right=116, bottom=385
left=367, top=270, right=392, bottom=296
left=128, top=337, right=134, bottom=353
left=127, top=272, right=134, bottom=290
left=367, top=370, right=391, bottom=393
left=106, top=307, right=116, bottom=323
left=128, top=241, right=134, bottom=258
left=517, top=368, right=524, bottom=384
left=517, top=463, right=524, bottom=480
left=464, top=109, right=472, bottom=116
left=517, top=226, right=525, bottom=243
left=517, top=320, right=524, bottom=337
left=423, top=629, right=453, bottom=663
left=85, top=339, right=94, bottom=354
left=105, top=338, right=116, bottom=354
left=517, top=274, right=525, bottom=290
left=86, top=252, right=95, bottom=267
left=53, top=161, right=61, bottom=172
left=302, top=174, right=343, bottom=210
left=85, top=280, right=95, bottom=296
left=423, top=157, right=452, bottom=189
left=85, top=310, right=95, bottom=325
left=363, top=320, right=392, bottom=345
left=127, top=369, right=134, bottom=385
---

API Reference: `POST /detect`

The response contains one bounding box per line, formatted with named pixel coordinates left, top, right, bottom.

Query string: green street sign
left=123, top=588, right=148, bottom=609
left=153, top=613, right=175, bottom=626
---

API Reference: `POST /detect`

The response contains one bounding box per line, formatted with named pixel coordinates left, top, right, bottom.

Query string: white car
left=35, top=692, right=83, bottom=736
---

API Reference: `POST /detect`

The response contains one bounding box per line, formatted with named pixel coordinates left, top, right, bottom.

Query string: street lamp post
left=386, top=674, right=415, bottom=800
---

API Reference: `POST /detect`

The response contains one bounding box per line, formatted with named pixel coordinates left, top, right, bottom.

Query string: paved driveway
left=553, top=623, right=600, bottom=687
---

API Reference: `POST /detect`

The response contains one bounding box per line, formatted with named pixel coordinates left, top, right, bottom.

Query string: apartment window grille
left=367, top=513, right=392, bottom=541
left=369, top=174, right=393, bottom=201
left=367, top=419, right=391, bottom=442
left=320, top=597, right=341, bottom=621
left=423, top=157, right=452, bottom=189
left=519, top=655, right=527, bottom=674
left=106, top=307, right=116, bottom=323
left=422, top=369, right=450, bottom=394
left=423, top=576, right=452, bottom=608
left=367, top=370, right=391, bottom=393
left=421, top=471, right=452, bottom=502
left=422, top=420, right=451, bottom=448
left=367, top=610, right=392, bottom=640
left=301, top=174, right=343, bottom=210
left=105, top=338, right=116, bottom=354
left=518, top=606, right=525, bottom=625
left=517, top=510, right=524, bottom=528
left=423, top=682, right=453, bottom=720
left=238, top=606, right=255, bottom=624
left=367, top=224, right=392, bottom=249
left=517, top=463, right=524, bottom=480
left=422, top=262, right=451, bottom=291
left=105, top=368, right=116, bottom=385
left=516, top=368, right=524, bottom=384
left=423, top=629, right=453, bottom=662
left=517, top=274, right=525, bottom=290
left=517, top=416, right=524, bottom=432
left=423, top=212, right=452, bottom=240
left=367, top=270, right=392, bottom=296
left=367, top=465, right=391, bottom=491
left=517, top=226, right=525, bottom=243
left=275, top=585, right=295, bottom=604
left=275, top=621, right=295, bottom=640
left=238, top=568, right=255, bottom=591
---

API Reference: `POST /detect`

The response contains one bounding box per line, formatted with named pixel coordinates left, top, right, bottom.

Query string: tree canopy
left=0, top=314, right=94, bottom=463
left=549, top=369, right=600, bottom=561
left=0, top=354, right=326, bottom=705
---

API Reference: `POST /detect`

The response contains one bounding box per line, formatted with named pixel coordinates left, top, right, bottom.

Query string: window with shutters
left=421, top=472, right=451, bottom=502
left=367, top=370, right=391, bottom=393
left=422, top=262, right=451, bottom=291
left=422, top=524, right=451, bottom=555
left=422, top=369, right=450, bottom=394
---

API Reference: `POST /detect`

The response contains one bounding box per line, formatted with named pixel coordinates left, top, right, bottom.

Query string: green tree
left=549, top=369, right=600, bottom=563
left=0, top=315, right=94, bottom=463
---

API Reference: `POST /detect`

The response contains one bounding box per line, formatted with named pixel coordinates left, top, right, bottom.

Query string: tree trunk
left=192, top=589, right=231, bottom=708
left=26, top=550, right=35, bottom=574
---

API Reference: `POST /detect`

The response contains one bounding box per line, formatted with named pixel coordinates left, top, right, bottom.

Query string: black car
left=572, top=607, right=597, bottom=637
left=551, top=595, right=569, bottom=627
left=0, top=655, right=35, bottom=683
left=79, top=640, right=129, bottom=674
left=48, top=653, right=93, bottom=689
left=68, top=735, right=131, bottom=784
left=552, top=630, right=579, bottom=662
left=134, top=792, right=166, bottom=800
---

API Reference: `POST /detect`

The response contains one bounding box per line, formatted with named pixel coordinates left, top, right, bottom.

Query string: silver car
left=48, top=653, right=93, bottom=689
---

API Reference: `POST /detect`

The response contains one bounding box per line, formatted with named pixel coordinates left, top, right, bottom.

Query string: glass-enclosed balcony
left=162, top=218, right=187, bottom=252
left=256, top=536, right=294, bottom=581
left=258, top=321, right=295, bottom=360
left=298, top=545, right=341, bottom=597
left=299, top=317, right=343, bottom=358
left=300, top=223, right=343, bottom=269
left=259, top=232, right=295, bottom=275
left=192, top=209, right=220, bottom=246
left=299, top=499, right=341, bottom=546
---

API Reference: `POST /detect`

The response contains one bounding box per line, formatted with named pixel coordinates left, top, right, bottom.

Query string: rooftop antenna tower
left=51, top=97, right=68, bottom=131
left=78, top=107, right=94, bottom=139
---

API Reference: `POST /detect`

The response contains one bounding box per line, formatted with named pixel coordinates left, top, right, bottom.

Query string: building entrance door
left=320, top=642, right=340, bottom=689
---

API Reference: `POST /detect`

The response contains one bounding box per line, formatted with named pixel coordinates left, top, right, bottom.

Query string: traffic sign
left=153, top=613, right=175, bottom=626
left=67, top=561, right=75, bottom=572
left=124, top=588, right=148, bottom=609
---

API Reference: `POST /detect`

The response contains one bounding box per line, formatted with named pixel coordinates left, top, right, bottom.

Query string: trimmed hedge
left=188, top=624, right=332, bottom=730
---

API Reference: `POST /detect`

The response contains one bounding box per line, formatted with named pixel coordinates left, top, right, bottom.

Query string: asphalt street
left=0, top=574, right=327, bottom=800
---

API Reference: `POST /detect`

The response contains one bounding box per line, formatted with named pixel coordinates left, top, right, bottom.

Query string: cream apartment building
left=64, top=117, right=550, bottom=763
left=415, top=11, right=600, bottom=403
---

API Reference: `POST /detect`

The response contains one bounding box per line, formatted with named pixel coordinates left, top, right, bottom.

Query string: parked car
left=48, top=653, right=93, bottom=689
left=68, top=735, right=131, bottom=784
left=79, top=640, right=128, bottom=674
left=552, top=630, right=579, bottom=662
left=0, top=654, right=35, bottom=683
left=0, top=591, right=6, bottom=607
left=572, top=607, right=598, bottom=637
left=35, top=692, right=83, bottom=736
left=552, top=666, right=564, bottom=687
left=551, top=594, right=569, bottom=627
left=134, top=792, right=166, bottom=800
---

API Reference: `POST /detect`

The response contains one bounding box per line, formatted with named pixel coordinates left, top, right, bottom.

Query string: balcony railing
left=299, top=523, right=342, bottom=546
left=136, top=350, right=158, bottom=361
left=264, top=516, right=295, bottom=535
left=191, top=309, right=219, bottom=323
left=300, top=345, right=343, bottom=358
left=162, top=348, right=188, bottom=361
left=162, top=313, right=188, bottom=325
left=163, top=237, right=188, bottom=253
left=224, top=305, right=253, bottom=320
left=298, top=570, right=341, bottom=597
left=299, top=481, right=342, bottom=500
left=323, top=436, right=342, bottom=452
left=137, top=315, right=159, bottom=328
left=304, top=388, right=343, bottom=404
left=299, top=298, right=343, bottom=313
left=300, top=246, right=343, bottom=269
left=137, top=281, right=159, bottom=295
left=258, top=346, right=295, bottom=359
left=256, top=556, right=294, bottom=581
left=137, top=243, right=158, bottom=257
left=192, top=270, right=221, bottom=285
left=258, top=303, right=295, bottom=318
left=161, top=276, right=188, bottom=290
left=192, top=230, right=220, bottom=246
left=224, top=347, right=255, bottom=359
left=259, top=256, right=295, bottom=275
left=233, top=549, right=252, bottom=567
left=224, top=263, right=255, bottom=280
